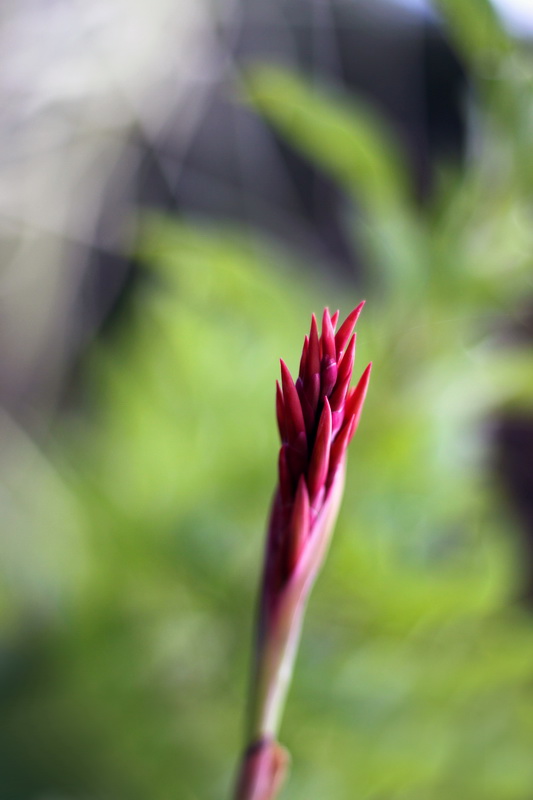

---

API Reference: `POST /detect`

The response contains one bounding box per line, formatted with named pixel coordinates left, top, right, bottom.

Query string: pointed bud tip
left=335, top=302, right=365, bottom=357
left=279, top=358, right=292, bottom=380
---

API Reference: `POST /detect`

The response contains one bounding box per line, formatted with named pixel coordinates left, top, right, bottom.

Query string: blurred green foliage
left=2, top=1, right=533, bottom=798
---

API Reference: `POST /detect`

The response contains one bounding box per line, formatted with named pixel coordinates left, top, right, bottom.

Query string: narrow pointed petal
left=330, top=408, right=344, bottom=438
left=307, top=397, right=332, bottom=500
left=345, top=362, right=372, bottom=438
left=278, top=445, right=293, bottom=507
left=280, top=359, right=306, bottom=441
left=306, top=373, right=320, bottom=418
left=296, top=378, right=315, bottom=434
left=321, top=308, right=336, bottom=362
left=289, top=477, right=310, bottom=571
left=329, top=334, right=356, bottom=412
left=286, top=432, right=308, bottom=484
left=298, top=336, right=309, bottom=380
left=320, top=356, right=337, bottom=398
left=276, top=381, right=287, bottom=443
left=335, top=301, right=365, bottom=358
left=303, top=315, right=321, bottom=415
left=327, top=415, right=355, bottom=482
left=331, top=310, right=340, bottom=330
left=306, top=314, right=320, bottom=379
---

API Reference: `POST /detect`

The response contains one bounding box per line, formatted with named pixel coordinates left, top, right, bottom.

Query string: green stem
left=249, top=599, right=307, bottom=740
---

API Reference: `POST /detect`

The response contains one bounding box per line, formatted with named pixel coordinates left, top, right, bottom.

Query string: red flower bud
left=263, top=305, right=371, bottom=617
left=236, top=305, right=371, bottom=800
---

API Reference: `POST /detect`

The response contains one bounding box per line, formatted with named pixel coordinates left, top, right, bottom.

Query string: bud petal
left=289, top=477, right=310, bottom=571
left=320, top=356, right=337, bottom=398
left=307, top=397, right=332, bottom=501
left=286, top=432, right=308, bottom=483
left=306, top=314, right=320, bottom=379
left=335, top=301, right=365, bottom=358
left=328, top=415, right=355, bottom=482
left=329, top=334, right=356, bottom=413
left=280, top=359, right=306, bottom=443
left=275, top=381, right=287, bottom=443
left=345, top=362, right=372, bottom=438
left=278, top=445, right=293, bottom=507
left=296, top=377, right=315, bottom=434
left=298, top=336, right=309, bottom=381
left=321, top=308, right=336, bottom=362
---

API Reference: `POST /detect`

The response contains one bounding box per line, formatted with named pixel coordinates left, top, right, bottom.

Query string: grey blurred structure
left=0, top=0, right=204, bottom=424
left=0, top=0, right=468, bottom=429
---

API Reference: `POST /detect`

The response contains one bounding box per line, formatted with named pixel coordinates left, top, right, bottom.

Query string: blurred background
left=2, top=0, right=533, bottom=798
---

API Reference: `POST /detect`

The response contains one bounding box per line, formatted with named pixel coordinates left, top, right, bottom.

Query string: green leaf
left=243, top=65, right=409, bottom=214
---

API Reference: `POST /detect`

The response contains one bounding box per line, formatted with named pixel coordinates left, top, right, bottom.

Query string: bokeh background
left=2, top=1, right=533, bottom=798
